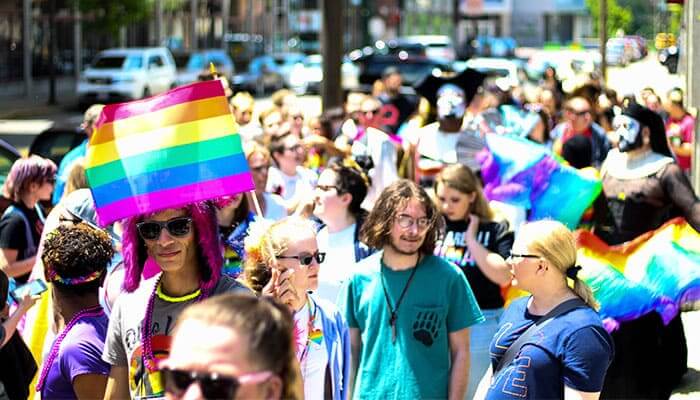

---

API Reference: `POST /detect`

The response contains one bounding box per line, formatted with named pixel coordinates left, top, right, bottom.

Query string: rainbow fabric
left=479, top=133, right=601, bottom=229
left=504, top=218, right=700, bottom=332
left=309, top=329, right=324, bottom=345
left=85, top=80, right=254, bottom=225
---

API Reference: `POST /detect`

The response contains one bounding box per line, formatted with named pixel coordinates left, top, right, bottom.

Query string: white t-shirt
left=266, top=166, right=317, bottom=202
left=416, top=122, right=460, bottom=168
left=315, top=224, right=356, bottom=304
left=262, top=192, right=287, bottom=221
left=294, top=301, right=328, bottom=400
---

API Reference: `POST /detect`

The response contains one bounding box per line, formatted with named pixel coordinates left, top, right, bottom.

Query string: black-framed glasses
left=45, top=177, right=57, bottom=184
left=162, top=367, right=272, bottom=400
left=251, top=164, right=269, bottom=173
left=316, top=184, right=340, bottom=193
left=285, top=144, right=303, bottom=152
left=507, top=252, right=541, bottom=264
left=396, top=214, right=431, bottom=230
left=277, top=251, right=326, bottom=266
left=136, top=217, right=192, bottom=241
left=568, top=108, right=591, bottom=118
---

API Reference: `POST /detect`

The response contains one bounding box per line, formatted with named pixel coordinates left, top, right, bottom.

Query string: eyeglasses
left=568, top=109, right=590, bottom=118
left=507, top=252, right=541, bottom=264
left=251, top=164, right=269, bottom=173
left=363, top=109, right=379, bottom=116
left=162, top=367, right=273, bottom=400
left=136, top=217, right=192, bottom=241
left=396, top=214, right=431, bottom=230
left=46, top=177, right=57, bottom=184
left=285, top=144, right=303, bottom=153
left=316, top=184, right=339, bottom=193
left=277, top=251, right=326, bottom=266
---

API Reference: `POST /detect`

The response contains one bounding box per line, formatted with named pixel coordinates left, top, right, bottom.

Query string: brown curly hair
left=42, top=223, right=114, bottom=295
left=360, top=179, right=442, bottom=255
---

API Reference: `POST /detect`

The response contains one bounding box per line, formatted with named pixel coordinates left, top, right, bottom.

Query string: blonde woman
left=485, top=220, right=613, bottom=400
left=432, top=164, right=513, bottom=400
left=244, top=216, right=350, bottom=400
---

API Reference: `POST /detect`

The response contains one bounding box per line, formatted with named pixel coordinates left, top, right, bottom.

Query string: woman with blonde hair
left=433, top=163, right=513, bottom=399
left=244, top=141, right=288, bottom=220
left=485, top=220, right=613, bottom=400
left=244, top=216, right=350, bottom=400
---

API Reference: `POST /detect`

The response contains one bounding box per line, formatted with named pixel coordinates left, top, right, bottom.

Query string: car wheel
left=143, top=87, right=151, bottom=99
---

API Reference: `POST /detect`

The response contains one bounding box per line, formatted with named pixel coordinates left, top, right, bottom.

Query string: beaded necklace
left=36, top=305, right=104, bottom=392
left=141, top=275, right=207, bottom=372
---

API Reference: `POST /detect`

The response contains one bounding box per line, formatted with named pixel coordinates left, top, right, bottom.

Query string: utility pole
left=686, top=0, right=700, bottom=193
left=73, top=2, right=82, bottom=83
left=453, top=0, right=460, bottom=59
left=221, top=0, right=230, bottom=49
left=600, top=0, right=608, bottom=85
left=23, top=0, right=32, bottom=97
left=48, top=0, right=56, bottom=105
left=190, top=0, right=198, bottom=51
left=154, top=0, right=164, bottom=46
left=321, top=0, right=343, bottom=111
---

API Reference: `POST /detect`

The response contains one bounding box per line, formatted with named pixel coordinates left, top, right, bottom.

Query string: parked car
left=397, top=35, right=456, bottom=62
left=462, top=57, right=524, bottom=89
left=175, top=49, right=235, bottom=86
left=271, top=52, right=307, bottom=92
left=77, top=47, right=177, bottom=107
left=605, top=38, right=629, bottom=66
left=355, top=54, right=452, bottom=91
left=294, top=54, right=359, bottom=94
left=231, top=55, right=284, bottom=96
left=472, top=36, right=517, bottom=58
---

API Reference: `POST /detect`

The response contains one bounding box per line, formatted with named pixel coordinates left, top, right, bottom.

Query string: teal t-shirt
left=340, top=251, right=484, bottom=399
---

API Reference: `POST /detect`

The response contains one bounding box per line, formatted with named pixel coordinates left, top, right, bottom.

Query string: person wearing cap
left=594, top=103, right=700, bottom=399
left=37, top=223, right=114, bottom=400
left=52, top=104, right=104, bottom=204
left=377, top=66, right=418, bottom=134
left=101, top=203, right=250, bottom=400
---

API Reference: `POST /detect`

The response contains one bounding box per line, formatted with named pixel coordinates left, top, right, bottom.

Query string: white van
left=77, top=47, right=177, bottom=106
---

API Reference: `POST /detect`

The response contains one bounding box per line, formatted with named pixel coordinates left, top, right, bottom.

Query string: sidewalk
left=0, top=76, right=78, bottom=119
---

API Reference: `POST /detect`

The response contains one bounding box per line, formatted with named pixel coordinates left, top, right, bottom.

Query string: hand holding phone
left=10, top=279, right=48, bottom=304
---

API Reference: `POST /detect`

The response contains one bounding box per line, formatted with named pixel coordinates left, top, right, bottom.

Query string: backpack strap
left=493, top=297, right=587, bottom=375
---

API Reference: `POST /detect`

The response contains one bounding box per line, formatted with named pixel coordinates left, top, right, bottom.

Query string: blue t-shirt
left=340, top=252, right=484, bottom=399
left=486, top=296, right=614, bottom=400
left=53, top=139, right=88, bottom=204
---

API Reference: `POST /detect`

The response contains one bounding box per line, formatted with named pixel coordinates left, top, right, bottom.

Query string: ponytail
left=573, top=278, right=599, bottom=310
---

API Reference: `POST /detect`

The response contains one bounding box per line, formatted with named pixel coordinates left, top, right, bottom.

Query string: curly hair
left=42, top=223, right=114, bottom=295
left=243, top=217, right=316, bottom=294
left=360, top=179, right=442, bottom=255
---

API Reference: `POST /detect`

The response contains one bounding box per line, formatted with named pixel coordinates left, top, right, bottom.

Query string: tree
left=618, top=0, right=655, bottom=38
left=70, top=0, right=151, bottom=35
left=586, top=0, right=633, bottom=37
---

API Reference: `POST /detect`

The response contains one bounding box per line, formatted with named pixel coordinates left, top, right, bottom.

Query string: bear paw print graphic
left=413, top=311, right=440, bottom=347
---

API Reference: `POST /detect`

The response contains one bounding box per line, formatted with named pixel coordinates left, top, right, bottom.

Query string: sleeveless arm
left=660, top=163, right=700, bottom=232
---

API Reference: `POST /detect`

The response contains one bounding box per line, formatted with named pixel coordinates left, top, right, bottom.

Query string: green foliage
left=618, top=0, right=654, bottom=38
left=586, top=0, right=633, bottom=37
left=69, top=0, right=151, bottom=35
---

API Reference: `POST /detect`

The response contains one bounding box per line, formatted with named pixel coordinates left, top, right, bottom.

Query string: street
left=0, top=52, right=698, bottom=399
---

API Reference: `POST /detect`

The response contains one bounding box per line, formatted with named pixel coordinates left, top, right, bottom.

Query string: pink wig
left=121, top=201, right=223, bottom=293
left=3, top=155, right=57, bottom=202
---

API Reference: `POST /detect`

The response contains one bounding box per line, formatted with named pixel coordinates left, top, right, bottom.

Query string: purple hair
left=121, top=201, right=223, bottom=293
left=3, top=155, right=57, bottom=202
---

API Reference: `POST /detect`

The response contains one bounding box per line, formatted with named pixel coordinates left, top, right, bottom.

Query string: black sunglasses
left=136, top=217, right=192, bottom=241
left=162, top=367, right=272, bottom=400
left=277, top=251, right=326, bottom=266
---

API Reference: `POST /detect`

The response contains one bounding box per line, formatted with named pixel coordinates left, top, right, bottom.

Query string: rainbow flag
left=504, top=218, right=700, bottom=332
left=85, top=80, right=254, bottom=225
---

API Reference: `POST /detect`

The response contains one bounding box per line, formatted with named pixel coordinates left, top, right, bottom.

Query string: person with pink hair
left=0, top=155, right=56, bottom=284
left=101, top=202, right=250, bottom=400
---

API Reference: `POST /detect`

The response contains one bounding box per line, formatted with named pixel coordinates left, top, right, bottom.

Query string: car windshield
left=93, top=55, right=143, bottom=70
left=186, top=54, right=208, bottom=70
left=366, top=61, right=443, bottom=84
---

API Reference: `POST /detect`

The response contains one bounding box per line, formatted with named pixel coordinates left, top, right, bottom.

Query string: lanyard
left=380, top=255, right=420, bottom=343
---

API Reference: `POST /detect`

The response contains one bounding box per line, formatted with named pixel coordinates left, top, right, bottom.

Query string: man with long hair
left=339, top=179, right=484, bottom=399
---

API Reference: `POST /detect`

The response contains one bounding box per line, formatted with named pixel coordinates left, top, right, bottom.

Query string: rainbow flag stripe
left=85, top=80, right=254, bottom=225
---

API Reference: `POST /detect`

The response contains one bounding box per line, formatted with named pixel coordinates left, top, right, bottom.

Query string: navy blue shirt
left=486, top=296, right=614, bottom=400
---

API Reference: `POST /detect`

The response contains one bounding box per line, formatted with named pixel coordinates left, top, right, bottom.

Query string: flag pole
left=249, top=190, right=263, bottom=216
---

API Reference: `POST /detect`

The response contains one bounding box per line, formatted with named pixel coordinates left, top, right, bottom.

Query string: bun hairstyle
left=121, top=201, right=222, bottom=293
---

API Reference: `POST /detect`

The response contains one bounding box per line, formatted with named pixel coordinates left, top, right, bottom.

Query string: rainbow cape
left=85, top=80, right=254, bottom=225
left=505, top=218, right=700, bottom=332
left=479, top=133, right=601, bottom=229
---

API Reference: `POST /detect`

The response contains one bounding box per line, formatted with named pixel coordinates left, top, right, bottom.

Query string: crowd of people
left=0, top=62, right=696, bottom=400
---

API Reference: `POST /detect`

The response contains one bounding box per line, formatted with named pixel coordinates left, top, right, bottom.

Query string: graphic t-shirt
left=486, top=297, right=614, bottom=400
left=41, top=312, right=111, bottom=400
left=340, top=252, right=484, bottom=399
left=102, top=275, right=250, bottom=399
left=434, top=219, right=514, bottom=309
left=0, top=202, right=45, bottom=284
left=294, top=300, right=329, bottom=400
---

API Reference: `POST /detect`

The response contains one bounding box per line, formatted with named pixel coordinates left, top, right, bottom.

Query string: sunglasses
left=316, top=184, right=340, bottom=193
left=507, top=252, right=541, bottom=263
left=46, top=177, right=57, bottom=184
left=277, top=251, right=326, bottom=266
left=162, top=367, right=272, bottom=400
left=251, top=164, right=269, bottom=173
left=136, top=217, right=192, bottom=241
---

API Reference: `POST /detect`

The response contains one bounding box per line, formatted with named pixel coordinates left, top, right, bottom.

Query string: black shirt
left=378, top=93, right=418, bottom=134
left=434, top=219, right=514, bottom=309
left=0, top=202, right=44, bottom=284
